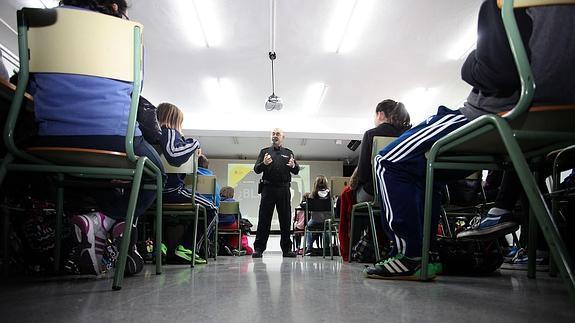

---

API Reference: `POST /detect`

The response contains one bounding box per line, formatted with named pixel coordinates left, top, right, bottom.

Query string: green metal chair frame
left=348, top=136, right=396, bottom=262
left=161, top=153, right=217, bottom=267
left=0, top=8, right=164, bottom=290
left=421, top=0, right=575, bottom=299
left=215, top=201, right=242, bottom=254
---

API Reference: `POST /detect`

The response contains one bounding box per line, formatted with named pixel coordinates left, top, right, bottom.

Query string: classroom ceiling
left=0, top=0, right=482, bottom=161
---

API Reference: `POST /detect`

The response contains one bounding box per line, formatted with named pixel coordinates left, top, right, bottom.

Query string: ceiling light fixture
left=303, top=83, right=328, bottom=114
left=38, top=0, right=59, bottom=8
left=176, top=0, right=220, bottom=48
left=265, top=0, right=283, bottom=111
left=401, top=87, right=439, bottom=122
left=325, top=0, right=375, bottom=54
left=203, top=77, right=238, bottom=111
left=447, top=24, right=476, bottom=60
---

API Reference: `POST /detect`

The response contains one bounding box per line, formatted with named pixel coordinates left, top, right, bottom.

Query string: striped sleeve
left=160, top=128, right=200, bottom=166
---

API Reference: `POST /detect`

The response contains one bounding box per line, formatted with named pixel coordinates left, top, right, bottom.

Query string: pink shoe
left=71, top=213, right=101, bottom=275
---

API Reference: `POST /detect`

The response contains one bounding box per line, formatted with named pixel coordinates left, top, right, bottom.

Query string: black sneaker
left=112, top=222, right=144, bottom=276
left=457, top=213, right=518, bottom=240
left=252, top=250, right=263, bottom=258
left=283, top=251, right=297, bottom=258
left=364, top=254, right=436, bottom=281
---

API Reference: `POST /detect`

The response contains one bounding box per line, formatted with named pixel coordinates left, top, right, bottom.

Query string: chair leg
left=2, top=199, right=9, bottom=276
left=54, top=176, right=64, bottom=273
left=349, top=211, right=356, bottom=263
left=504, top=132, right=575, bottom=300
left=368, top=206, right=381, bottom=262
left=203, top=209, right=208, bottom=261
left=421, top=162, right=436, bottom=281
left=155, top=177, right=163, bottom=275
left=191, top=206, right=199, bottom=268
left=528, top=206, right=538, bottom=279
left=112, top=160, right=145, bottom=291
left=0, top=153, right=14, bottom=187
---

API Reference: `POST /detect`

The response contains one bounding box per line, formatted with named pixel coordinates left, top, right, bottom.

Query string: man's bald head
left=271, top=128, right=285, bottom=147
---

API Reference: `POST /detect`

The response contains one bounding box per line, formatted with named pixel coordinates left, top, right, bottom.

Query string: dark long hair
left=375, top=99, right=411, bottom=132
left=60, top=0, right=128, bottom=18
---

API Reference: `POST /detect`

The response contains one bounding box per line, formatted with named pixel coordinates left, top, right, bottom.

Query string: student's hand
left=264, top=153, right=273, bottom=165
left=287, top=155, right=295, bottom=168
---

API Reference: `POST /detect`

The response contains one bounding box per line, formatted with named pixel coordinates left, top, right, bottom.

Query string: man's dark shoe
left=283, top=251, right=297, bottom=258
left=252, top=250, right=263, bottom=258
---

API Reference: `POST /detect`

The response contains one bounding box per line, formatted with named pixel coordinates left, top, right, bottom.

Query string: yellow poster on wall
left=228, top=164, right=254, bottom=188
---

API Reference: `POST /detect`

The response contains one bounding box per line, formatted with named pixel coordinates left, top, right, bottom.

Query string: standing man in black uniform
left=252, top=128, right=299, bottom=258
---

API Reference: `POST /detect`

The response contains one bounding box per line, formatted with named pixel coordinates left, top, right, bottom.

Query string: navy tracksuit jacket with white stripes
left=374, top=107, right=469, bottom=258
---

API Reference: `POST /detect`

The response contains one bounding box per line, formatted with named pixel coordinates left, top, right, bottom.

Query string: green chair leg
left=349, top=211, right=356, bottom=262
left=112, top=160, right=144, bottom=291
left=191, top=206, right=199, bottom=268
left=155, top=178, right=162, bottom=275
left=528, top=206, right=538, bottom=279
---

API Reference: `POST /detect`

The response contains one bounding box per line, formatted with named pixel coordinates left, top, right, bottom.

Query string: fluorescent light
left=38, top=0, right=59, bottom=8
left=203, top=77, right=238, bottom=111
left=447, top=24, right=476, bottom=60
left=176, top=0, right=221, bottom=48
left=401, top=87, right=439, bottom=123
left=325, top=0, right=375, bottom=54
left=303, top=83, right=328, bottom=114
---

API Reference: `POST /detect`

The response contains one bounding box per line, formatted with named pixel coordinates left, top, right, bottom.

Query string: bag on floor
left=351, top=232, right=375, bottom=263
left=438, top=237, right=503, bottom=275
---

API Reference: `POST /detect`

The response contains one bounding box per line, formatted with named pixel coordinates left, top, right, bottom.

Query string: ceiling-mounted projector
left=265, top=94, right=283, bottom=111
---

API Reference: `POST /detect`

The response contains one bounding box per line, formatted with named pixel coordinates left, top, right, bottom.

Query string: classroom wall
left=208, top=158, right=343, bottom=230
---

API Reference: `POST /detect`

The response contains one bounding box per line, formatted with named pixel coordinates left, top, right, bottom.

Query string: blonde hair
left=311, top=175, right=329, bottom=198
left=220, top=186, right=235, bottom=199
left=157, top=102, right=184, bottom=133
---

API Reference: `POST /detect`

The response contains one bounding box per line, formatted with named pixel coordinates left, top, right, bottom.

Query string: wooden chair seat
left=26, top=147, right=135, bottom=168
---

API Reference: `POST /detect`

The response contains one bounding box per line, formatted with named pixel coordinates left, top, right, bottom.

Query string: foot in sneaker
left=112, top=221, right=144, bottom=275
left=252, top=250, right=263, bottom=258
left=456, top=208, right=518, bottom=239
left=174, top=245, right=207, bottom=264
left=71, top=212, right=113, bottom=275
left=283, top=251, right=297, bottom=258
left=363, top=254, right=436, bottom=281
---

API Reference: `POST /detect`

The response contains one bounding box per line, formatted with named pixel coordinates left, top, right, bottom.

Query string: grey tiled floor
left=1, top=253, right=574, bottom=323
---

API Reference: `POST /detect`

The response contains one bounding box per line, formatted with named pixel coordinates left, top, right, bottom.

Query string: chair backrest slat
left=26, top=7, right=143, bottom=81
left=219, top=201, right=240, bottom=215
left=306, top=196, right=332, bottom=212
left=196, top=175, right=216, bottom=195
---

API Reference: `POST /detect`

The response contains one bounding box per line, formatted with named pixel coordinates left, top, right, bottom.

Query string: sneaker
left=363, top=254, right=436, bottom=281
left=283, top=251, right=297, bottom=258
left=174, top=245, right=207, bottom=264
left=161, top=242, right=168, bottom=256
left=456, top=212, right=518, bottom=240
left=252, top=250, right=263, bottom=258
left=71, top=213, right=106, bottom=275
left=112, top=222, right=144, bottom=275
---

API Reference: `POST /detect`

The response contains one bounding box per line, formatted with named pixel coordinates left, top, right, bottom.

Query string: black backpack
left=438, top=237, right=503, bottom=275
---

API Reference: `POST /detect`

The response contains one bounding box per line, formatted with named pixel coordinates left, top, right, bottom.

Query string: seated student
left=219, top=186, right=253, bottom=255
left=304, top=175, right=331, bottom=255
left=157, top=102, right=216, bottom=264
left=356, top=99, right=411, bottom=203
left=365, top=0, right=575, bottom=280
left=197, top=154, right=221, bottom=208
left=338, top=168, right=358, bottom=262
left=31, top=0, right=164, bottom=276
